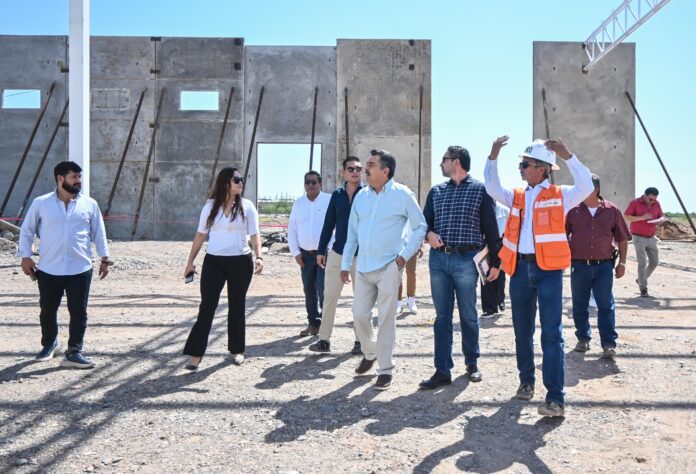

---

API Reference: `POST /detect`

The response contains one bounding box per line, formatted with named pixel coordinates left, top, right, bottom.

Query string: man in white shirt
left=18, top=161, right=110, bottom=369
left=341, top=149, right=427, bottom=390
left=288, top=171, right=332, bottom=336
left=484, top=136, right=593, bottom=417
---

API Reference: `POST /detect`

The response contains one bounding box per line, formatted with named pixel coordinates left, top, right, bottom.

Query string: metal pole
left=209, top=86, right=235, bottom=192
left=625, top=91, right=696, bottom=235
left=131, top=88, right=166, bottom=240
left=541, top=87, right=554, bottom=184
left=16, top=100, right=70, bottom=221
left=344, top=87, right=350, bottom=159
left=105, top=88, right=146, bottom=217
left=309, top=86, right=318, bottom=171
left=0, top=82, right=56, bottom=217
left=243, top=86, right=264, bottom=197
left=69, top=0, right=91, bottom=196
left=417, top=85, right=423, bottom=203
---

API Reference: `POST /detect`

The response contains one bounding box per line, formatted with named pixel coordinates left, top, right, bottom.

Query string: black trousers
left=183, top=253, right=254, bottom=357
left=480, top=270, right=506, bottom=314
left=36, top=269, right=93, bottom=353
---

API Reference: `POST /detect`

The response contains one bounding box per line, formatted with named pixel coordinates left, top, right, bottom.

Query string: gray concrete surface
left=533, top=41, right=636, bottom=211
left=0, top=35, right=431, bottom=239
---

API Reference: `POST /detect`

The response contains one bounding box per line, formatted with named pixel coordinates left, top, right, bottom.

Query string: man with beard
left=18, top=161, right=110, bottom=369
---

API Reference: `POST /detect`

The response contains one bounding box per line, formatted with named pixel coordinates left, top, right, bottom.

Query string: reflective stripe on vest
left=498, top=186, right=571, bottom=275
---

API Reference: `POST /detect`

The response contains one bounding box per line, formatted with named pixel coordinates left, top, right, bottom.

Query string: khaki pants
left=398, top=254, right=418, bottom=299
left=633, top=235, right=659, bottom=289
left=352, top=261, right=403, bottom=375
left=318, top=250, right=357, bottom=341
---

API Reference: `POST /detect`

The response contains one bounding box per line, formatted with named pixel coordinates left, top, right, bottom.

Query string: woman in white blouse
left=182, top=167, right=263, bottom=370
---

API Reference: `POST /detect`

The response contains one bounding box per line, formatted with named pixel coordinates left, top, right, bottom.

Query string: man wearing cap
left=484, top=136, right=594, bottom=417
left=566, top=175, right=630, bottom=358
left=623, top=187, right=664, bottom=297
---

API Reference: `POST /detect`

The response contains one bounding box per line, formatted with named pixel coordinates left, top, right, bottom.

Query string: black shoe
left=498, top=302, right=506, bottom=312
left=350, top=341, right=363, bottom=355
left=355, top=357, right=376, bottom=375
left=640, top=287, right=649, bottom=297
left=480, top=311, right=497, bottom=320
left=374, top=374, right=392, bottom=390
left=466, top=365, right=482, bottom=382
left=308, top=340, right=331, bottom=353
left=419, top=371, right=452, bottom=390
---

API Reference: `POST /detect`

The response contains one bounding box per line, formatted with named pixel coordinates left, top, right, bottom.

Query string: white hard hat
left=519, top=139, right=560, bottom=171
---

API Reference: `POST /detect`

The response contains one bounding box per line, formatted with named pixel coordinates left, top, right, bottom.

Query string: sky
left=1, top=0, right=694, bottom=210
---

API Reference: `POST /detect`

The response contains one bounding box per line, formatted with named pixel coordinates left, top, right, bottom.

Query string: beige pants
left=352, top=261, right=403, bottom=375
left=318, top=250, right=357, bottom=341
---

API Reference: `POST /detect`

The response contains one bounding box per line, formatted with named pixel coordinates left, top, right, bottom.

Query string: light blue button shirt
left=342, top=179, right=427, bottom=273
left=18, top=191, right=109, bottom=276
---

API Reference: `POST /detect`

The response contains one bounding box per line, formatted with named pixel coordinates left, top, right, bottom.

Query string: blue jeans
left=509, top=259, right=565, bottom=405
left=429, top=249, right=479, bottom=377
left=570, top=260, right=617, bottom=349
left=300, top=250, right=324, bottom=328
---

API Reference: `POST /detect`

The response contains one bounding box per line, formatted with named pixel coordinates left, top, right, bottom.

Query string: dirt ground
left=0, top=238, right=695, bottom=473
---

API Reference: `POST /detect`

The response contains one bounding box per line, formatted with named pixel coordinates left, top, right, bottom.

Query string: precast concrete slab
left=533, top=41, right=635, bottom=210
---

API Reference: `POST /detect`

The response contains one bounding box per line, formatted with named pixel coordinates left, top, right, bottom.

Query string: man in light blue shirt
left=341, top=149, right=427, bottom=390
left=18, top=161, right=110, bottom=369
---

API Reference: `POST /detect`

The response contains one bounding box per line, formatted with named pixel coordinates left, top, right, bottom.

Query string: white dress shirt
left=197, top=198, right=259, bottom=256
left=18, top=191, right=109, bottom=276
left=342, top=179, right=427, bottom=273
left=288, top=192, right=331, bottom=256
left=484, top=155, right=594, bottom=254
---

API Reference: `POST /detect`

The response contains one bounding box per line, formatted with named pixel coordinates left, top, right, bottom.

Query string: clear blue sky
left=1, top=0, right=693, bottom=211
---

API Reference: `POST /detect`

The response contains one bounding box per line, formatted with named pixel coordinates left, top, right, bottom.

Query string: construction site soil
left=1, top=238, right=694, bottom=473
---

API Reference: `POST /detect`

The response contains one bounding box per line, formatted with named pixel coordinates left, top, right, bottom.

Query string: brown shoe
left=299, top=326, right=319, bottom=337
left=355, top=357, right=376, bottom=375
left=374, top=374, right=392, bottom=390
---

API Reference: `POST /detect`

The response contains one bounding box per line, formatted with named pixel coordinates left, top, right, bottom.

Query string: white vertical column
left=69, top=0, right=90, bottom=196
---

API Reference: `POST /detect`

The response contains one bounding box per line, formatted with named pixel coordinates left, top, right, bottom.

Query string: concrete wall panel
left=0, top=35, right=67, bottom=217
left=533, top=41, right=635, bottom=210
left=337, top=39, right=431, bottom=205
left=243, top=46, right=337, bottom=201
left=152, top=162, right=206, bottom=240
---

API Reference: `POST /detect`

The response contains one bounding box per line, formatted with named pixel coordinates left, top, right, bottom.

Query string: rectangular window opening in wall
left=257, top=143, right=322, bottom=214
left=2, top=89, right=41, bottom=109
left=180, top=91, right=220, bottom=111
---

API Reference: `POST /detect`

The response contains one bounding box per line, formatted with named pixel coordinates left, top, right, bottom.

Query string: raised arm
left=484, top=136, right=514, bottom=208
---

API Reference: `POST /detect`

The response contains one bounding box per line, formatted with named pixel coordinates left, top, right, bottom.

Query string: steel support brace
left=243, top=86, right=264, bottom=198
left=131, top=88, right=166, bottom=240
left=625, top=92, right=696, bottom=235
left=209, top=86, right=235, bottom=192
left=309, top=87, right=318, bottom=171
left=343, top=87, right=350, bottom=159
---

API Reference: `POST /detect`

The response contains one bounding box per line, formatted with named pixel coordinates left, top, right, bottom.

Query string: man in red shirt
left=624, top=187, right=663, bottom=297
left=566, top=175, right=630, bottom=358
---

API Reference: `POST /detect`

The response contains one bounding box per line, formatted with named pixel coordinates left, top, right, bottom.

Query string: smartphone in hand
left=185, top=271, right=195, bottom=284
left=29, top=268, right=37, bottom=282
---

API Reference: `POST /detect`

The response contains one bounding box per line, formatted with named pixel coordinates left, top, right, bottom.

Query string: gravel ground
left=0, top=240, right=694, bottom=473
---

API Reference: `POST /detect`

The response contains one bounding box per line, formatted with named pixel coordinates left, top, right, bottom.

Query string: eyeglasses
left=232, top=176, right=244, bottom=184
left=518, top=160, right=541, bottom=170
left=305, top=180, right=319, bottom=185
left=345, top=166, right=362, bottom=173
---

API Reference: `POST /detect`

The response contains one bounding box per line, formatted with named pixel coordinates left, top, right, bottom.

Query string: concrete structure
left=533, top=41, right=635, bottom=210
left=0, top=36, right=431, bottom=240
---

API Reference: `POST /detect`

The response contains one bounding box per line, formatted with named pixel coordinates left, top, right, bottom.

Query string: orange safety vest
left=498, top=186, right=571, bottom=276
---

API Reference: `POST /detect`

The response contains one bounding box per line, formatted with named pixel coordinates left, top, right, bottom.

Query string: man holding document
left=419, top=146, right=501, bottom=390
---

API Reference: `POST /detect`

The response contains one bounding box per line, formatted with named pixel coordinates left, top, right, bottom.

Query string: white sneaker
left=396, top=300, right=404, bottom=315
left=407, top=297, right=418, bottom=314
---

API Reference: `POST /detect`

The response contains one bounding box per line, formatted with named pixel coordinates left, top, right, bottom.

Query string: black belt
left=518, top=253, right=536, bottom=263
left=435, top=244, right=480, bottom=254
left=572, top=258, right=612, bottom=265
left=300, top=248, right=318, bottom=255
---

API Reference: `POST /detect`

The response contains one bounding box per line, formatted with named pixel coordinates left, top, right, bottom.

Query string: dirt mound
left=656, top=218, right=695, bottom=240
left=0, top=237, right=18, bottom=254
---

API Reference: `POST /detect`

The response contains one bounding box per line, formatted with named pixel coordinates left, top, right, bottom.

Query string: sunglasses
left=345, top=166, right=363, bottom=173
left=518, top=160, right=541, bottom=170
left=232, top=176, right=244, bottom=184
left=305, top=180, right=319, bottom=185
